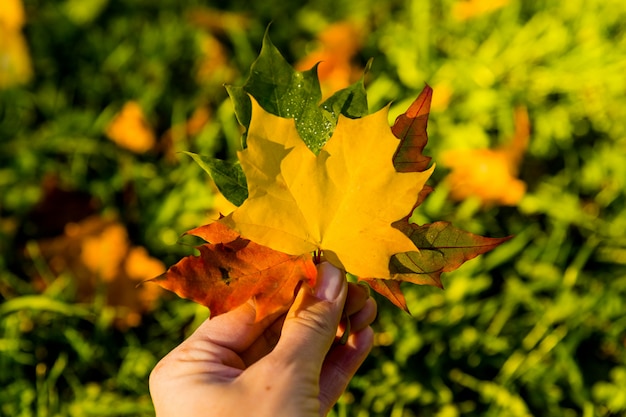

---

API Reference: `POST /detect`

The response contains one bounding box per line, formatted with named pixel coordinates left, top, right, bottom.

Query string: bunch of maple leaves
left=151, top=33, right=510, bottom=321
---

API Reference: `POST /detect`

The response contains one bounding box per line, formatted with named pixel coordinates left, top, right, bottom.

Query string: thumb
left=271, top=262, right=347, bottom=368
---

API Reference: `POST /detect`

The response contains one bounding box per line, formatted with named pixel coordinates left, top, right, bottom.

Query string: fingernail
left=315, top=262, right=343, bottom=301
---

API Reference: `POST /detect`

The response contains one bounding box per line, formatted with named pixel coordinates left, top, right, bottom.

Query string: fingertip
left=344, top=282, right=371, bottom=317
left=354, top=325, right=375, bottom=353
left=341, top=297, right=377, bottom=335
left=314, top=262, right=346, bottom=301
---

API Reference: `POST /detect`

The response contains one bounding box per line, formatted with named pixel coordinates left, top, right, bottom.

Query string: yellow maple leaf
left=221, top=98, right=435, bottom=279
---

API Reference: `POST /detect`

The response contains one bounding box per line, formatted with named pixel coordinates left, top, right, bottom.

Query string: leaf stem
left=338, top=312, right=350, bottom=345
left=313, top=249, right=323, bottom=264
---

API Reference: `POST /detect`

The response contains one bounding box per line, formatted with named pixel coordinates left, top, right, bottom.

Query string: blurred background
left=1, top=0, right=625, bottom=415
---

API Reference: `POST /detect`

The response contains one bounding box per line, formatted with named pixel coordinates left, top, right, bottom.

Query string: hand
left=149, top=262, right=377, bottom=417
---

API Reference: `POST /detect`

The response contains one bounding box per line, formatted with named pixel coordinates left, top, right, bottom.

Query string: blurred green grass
left=1, top=0, right=626, bottom=416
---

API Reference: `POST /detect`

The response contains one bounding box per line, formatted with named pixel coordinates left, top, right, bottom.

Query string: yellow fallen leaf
left=0, top=0, right=26, bottom=30
left=0, top=28, right=33, bottom=88
left=452, top=0, right=510, bottom=21
left=0, top=0, right=32, bottom=89
left=221, top=98, right=434, bottom=279
left=125, top=246, right=167, bottom=282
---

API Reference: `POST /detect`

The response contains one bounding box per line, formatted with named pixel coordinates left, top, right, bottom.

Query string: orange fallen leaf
left=186, top=7, right=249, bottom=34
left=442, top=106, right=529, bottom=206
left=34, top=215, right=165, bottom=329
left=295, top=21, right=364, bottom=98
left=185, top=7, right=243, bottom=90
left=81, top=222, right=127, bottom=282
left=195, top=33, right=236, bottom=86
left=105, top=101, right=156, bottom=153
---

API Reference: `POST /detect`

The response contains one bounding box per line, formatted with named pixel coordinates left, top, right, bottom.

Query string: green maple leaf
left=189, top=30, right=368, bottom=206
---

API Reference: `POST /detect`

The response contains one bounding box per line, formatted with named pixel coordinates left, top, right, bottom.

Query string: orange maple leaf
left=151, top=221, right=317, bottom=320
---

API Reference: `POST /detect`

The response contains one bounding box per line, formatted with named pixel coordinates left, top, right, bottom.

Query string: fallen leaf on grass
left=295, top=21, right=364, bottom=98
left=34, top=215, right=164, bottom=328
left=452, top=0, right=510, bottom=21
left=0, top=0, right=26, bottom=30
left=442, top=106, right=529, bottom=206
left=105, top=101, right=156, bottom=153
left=195, top=33, right=237, bottom=87
left=0, top=0, right=32, bottom=88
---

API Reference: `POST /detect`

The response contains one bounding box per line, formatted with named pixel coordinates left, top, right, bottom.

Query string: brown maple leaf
left=360, top=86, right=512, bottom=311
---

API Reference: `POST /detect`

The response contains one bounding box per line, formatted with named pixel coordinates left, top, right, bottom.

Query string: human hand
left=149, top=262, right=377, bottom=417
